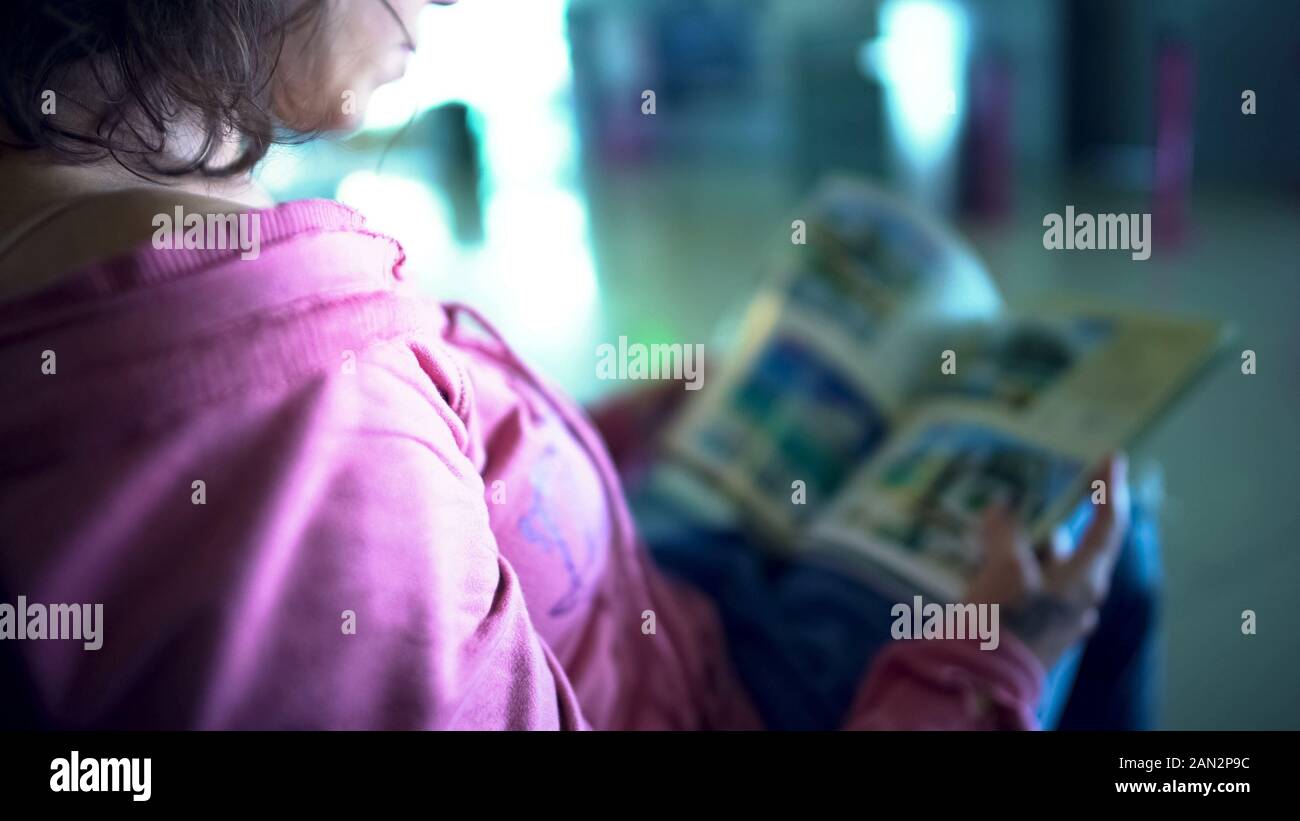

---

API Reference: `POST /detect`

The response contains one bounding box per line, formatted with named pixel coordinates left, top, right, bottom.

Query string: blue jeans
left=631, top=482, right=1162, bottom=730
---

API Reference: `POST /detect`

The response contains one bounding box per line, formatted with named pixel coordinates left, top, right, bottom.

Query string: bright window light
left=867, top=0, right=969, bottom=153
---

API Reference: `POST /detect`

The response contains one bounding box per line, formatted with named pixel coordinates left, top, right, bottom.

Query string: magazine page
left=808, top=306, right=1229, bottom=599
left=662, top=177, right=1002, bottom=541
left=906, top=303, right=1229, bottom=453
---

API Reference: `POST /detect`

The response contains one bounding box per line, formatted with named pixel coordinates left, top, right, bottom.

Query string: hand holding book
left=967, top=454, right=1131, bottom=670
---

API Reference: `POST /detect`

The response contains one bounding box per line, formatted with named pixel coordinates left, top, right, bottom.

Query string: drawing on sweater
left=517, top=443, right=597, bottom=616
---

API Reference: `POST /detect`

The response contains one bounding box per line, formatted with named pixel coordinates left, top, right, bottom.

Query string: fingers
left=1059, top=452, right=1132, bottom=602
left=1041, top=525, right=1072, bottom=564
left=967, top=503, right=1039, bottom=605
left=980, top=503, right=1042, bottom=587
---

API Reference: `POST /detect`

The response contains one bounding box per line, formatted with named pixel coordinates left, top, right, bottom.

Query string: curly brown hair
left=0, top=1, right=405, bottom=179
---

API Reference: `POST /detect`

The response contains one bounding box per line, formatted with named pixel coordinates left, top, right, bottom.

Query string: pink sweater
left=0, top=200, right=1043, bottom=729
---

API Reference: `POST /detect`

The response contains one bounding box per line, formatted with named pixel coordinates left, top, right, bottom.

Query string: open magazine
left=662, top=177, right=1229, bottom=602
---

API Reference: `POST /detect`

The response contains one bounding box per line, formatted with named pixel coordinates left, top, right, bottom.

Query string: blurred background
left=257, top=0, right=1300, bottom=729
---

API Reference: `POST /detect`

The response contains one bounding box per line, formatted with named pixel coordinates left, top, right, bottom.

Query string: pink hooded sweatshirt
left=0, top=200, right=1043, bottom=730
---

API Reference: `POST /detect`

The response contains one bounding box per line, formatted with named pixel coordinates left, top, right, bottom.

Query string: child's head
left=0, top=0, right=459, bottom=177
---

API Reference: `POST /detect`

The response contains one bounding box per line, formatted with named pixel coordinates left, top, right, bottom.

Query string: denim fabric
left=632, top=485, right=1161, bottom=731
